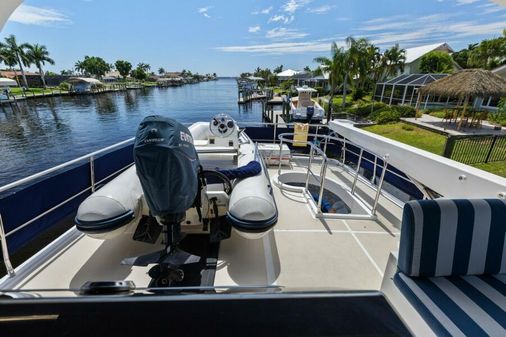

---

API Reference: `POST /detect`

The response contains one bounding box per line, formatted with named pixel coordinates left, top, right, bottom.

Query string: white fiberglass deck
left=7, top=155, right=402, bottom=296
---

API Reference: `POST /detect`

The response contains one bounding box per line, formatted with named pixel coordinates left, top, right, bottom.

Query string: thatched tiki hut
left=417, top=69, right=506, bottom=129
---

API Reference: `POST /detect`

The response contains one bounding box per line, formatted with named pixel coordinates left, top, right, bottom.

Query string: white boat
left=290, top=86, right=325, bottom=122
left=1, top=1, right=506, bottom=336
left=75, top=114, right=277, bottom=244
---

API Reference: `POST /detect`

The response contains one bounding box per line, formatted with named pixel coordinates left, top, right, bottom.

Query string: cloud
left=477, top=2, right=506, bottom=14
left=252, top=6, right=273, bottom=15
left=357, top=13, right=505, bottom=47
left=248, top=25, right=261, bottom=33
left=216, top=41, right=334, bottom=54
left=307, top=5, right=334, bottom=14
left=266, top=27, right=308, bottom=40
left=456, top=0, right=479, bottom=4
left=283, top=0, right=313, bottom=14
left=198, top=6, right=212, bottom=18
left=9, top=4, right=70, bottom=26
left=269, top=14, right=295, bottom=24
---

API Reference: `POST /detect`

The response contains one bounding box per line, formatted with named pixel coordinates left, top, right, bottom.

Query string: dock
left=263, top=95, right=290, bottom=125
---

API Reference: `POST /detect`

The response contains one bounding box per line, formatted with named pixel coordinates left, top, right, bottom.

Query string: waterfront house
left=493, top=63, right=506, bottom=79
left=276, top=69, right=300, bottom=81
left=401, top=42, right=460, bottom=75
left=68, top=77, right=103, bottom=93
left=103, top=71, right=121, bottom=83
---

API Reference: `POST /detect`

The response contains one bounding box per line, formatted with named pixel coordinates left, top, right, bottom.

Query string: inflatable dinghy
left=75, top=114, right=278, bottom=242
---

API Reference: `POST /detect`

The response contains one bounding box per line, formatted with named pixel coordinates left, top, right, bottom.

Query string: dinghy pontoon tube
left=226, top=145, right=278, bottom=240
left=75, top=165, right=142, bottom=240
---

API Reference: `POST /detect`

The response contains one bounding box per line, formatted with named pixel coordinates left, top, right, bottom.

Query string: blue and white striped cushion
left=395, top=272, right=506, bottom=337
left=398, top=199, right=506, bottom=277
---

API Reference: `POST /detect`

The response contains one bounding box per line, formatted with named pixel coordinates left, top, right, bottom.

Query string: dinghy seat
left=394, top=199, right=506, bottom=337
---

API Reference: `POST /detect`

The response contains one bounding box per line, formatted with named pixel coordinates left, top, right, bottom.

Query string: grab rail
left=277, top=132, right=390, bottom=217
left=0, top=138, right=136, bottom=277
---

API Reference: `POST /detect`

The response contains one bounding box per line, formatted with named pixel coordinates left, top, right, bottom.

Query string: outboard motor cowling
left=124, top=116, right=201, bottom=285
left=134, top=116, right=200, bottom=220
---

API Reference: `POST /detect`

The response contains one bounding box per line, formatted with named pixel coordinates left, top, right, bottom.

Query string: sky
left=1, top=0, right=505, bottom=76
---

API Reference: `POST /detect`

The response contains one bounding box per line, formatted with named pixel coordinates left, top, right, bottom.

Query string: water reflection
left=0, top=79, right=263, bottom=185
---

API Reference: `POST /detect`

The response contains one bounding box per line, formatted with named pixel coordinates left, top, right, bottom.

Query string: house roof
left=0, top=71, right=40, bottom=78
left=492, top=64, right=506, bottom=78
left=0, top=77, right=17, bottom=86
left=276, top=69, right=299, bottom=77
left=404, top=43, right=454, bottom=64
left=68, top=77, right=102, bottom=85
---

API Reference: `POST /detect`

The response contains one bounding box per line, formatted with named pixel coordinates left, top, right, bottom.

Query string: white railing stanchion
left=316, top=159, right=328, bottom=213
left=371, top=156, right=378, bottom=184
left=0, top=213, right=15, bottom=277
left=90, top=156, right=96, bottom=193
left=372, top=155, right=389, bottom=215
left=305, top=146, right=315, bottom=191
left=351, top=149, right=364, bottom=195
left=278, top=139, right=284, bottom=176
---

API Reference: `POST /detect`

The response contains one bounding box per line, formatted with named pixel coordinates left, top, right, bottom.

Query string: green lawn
left=9, top=87, right=66, bottom=96
left=362, top=122, right=506, bottom=177
left=362, top=122, right=447, bottom=155
left=471, top=161, right=506, bottom=178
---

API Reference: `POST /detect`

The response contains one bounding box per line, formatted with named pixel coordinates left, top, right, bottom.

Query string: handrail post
left=372, top=155, right=389, bottom=215
left=323, top=135, right=329, bottom=156
left=317, top=159, right=328, bottom=214
left=273, top=121, right=277, bottom=144
left=90, top=156, right=96, bottom=193
left=305, top=146, right=315, bottom=191
left=342, top=139, right=346, bottom=165
left=371, top=156, right=378, bottom=183
left=351, top=149, right=364, bottom=195
left=278, top=139, right=284, bottom=176
left=0, top=213, right=15, bottom=277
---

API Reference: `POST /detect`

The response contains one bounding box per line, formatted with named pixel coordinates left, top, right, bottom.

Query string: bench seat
left=395, top=272, right=505, bottom=337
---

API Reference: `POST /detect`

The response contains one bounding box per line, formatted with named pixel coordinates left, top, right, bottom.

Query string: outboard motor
left=123, top=115, right=201, bottom=286
left=306, top=106, right=315, bottom=124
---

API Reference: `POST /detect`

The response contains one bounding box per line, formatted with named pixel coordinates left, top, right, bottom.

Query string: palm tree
left=1, top=35, right=31, bottom=88
left=0, top=46, right=21, bottom=86
left=314, top=42, right=347, bottom=122
left=26, top=44, right=55, bottom=88
left=382, top=44, right=406, bottom=79
left=158, top=67, right=165, bottom=75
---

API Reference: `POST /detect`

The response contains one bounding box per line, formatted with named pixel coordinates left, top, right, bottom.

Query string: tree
left=75, top=56, right=111, bottom=78
left=60, top=69, right=74, bottom=76
left=1, top=35, right=31, bottom=88
left=467, top=31, right=506, bottom=70
left=314, top=42, right=347, bottom=122
left=303, top=66, right=311, bottom=72
left=158, top=67, right=165, bottom=75
left=26, top=44, right=55, bottom=88
left=381, top=44, right=406, bottom=79
left=273, top=65, right=284, bottom=73
left=420, top=51, right=454, bottom=73
left=0, top=46, right=20, bottom=86
left=131, top=63, right=150, bottom=81
left=114, top=60, right=132, bottom=79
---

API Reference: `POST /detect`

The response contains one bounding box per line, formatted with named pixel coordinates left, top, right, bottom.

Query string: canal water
left=0, top=78, right=263, bottom=186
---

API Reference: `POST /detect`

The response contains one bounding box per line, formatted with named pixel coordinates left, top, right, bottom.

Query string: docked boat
left=289, top=86, right=325, bottom=122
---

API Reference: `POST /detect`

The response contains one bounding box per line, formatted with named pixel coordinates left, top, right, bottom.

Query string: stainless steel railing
left=0, top=137, right=136, bottom=277
left=277, top=132, right=391, bottom=217
left=0, top=121, right=324, bottom=278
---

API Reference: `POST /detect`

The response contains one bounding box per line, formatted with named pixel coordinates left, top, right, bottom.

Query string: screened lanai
left=374, top=73, right=448, bottom=106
